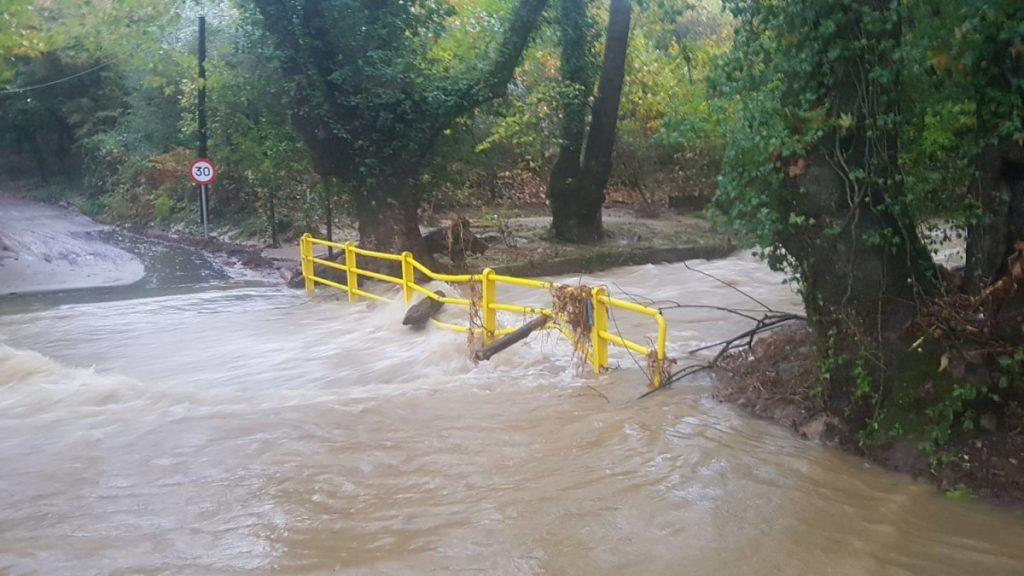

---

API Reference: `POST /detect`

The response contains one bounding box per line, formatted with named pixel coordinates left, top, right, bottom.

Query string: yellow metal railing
left=300, top=233, right=668, bottom=387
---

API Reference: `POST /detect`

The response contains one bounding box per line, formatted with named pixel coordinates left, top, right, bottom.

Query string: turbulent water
left=1, top=247, right=1023, bottom=575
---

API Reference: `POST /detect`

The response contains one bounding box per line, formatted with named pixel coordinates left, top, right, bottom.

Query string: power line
left=0, top=59, right=121, bottom=96
left=0, top=8, right=188, bottom=97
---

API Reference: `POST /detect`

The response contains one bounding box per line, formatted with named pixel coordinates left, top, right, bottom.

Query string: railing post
left=344, top=241, right=358, bottom=302
left=481, top=268, right=497, bottom=344
left=401, top=251, right=414, bottom=303
left=590, top=287, right=609, bottom=373
left=653, top=313, right=667, bottom=388
left=300, top=233, right=314, bottom=294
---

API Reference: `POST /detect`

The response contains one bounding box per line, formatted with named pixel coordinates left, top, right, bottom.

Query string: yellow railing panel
left=299, top=233, right=669, bottom=387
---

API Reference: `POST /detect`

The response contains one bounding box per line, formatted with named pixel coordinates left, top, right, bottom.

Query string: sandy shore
left=0, top=194, right=144, bottom=295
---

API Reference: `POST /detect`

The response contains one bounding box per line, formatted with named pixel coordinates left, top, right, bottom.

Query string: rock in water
left=403, top=290, right=445, bottom=327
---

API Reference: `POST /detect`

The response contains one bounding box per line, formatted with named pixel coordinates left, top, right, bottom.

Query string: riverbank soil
left=713, top=323, right=836, bottom=442
left=716, top=324, right=1024, bottom=504
left=463, top=205, right=733, bottom=275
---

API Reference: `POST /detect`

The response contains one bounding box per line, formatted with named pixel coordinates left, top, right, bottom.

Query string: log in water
left=473, top=315, right=549, bottom=361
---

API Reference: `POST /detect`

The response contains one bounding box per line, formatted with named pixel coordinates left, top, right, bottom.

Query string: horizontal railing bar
left=410, top=258, right=478, bottom=283
left=408, top=282, right=437, bottom=299
left=310, top=275, right=350, bottom=292
left=407, top=282, right=471, bottom=306
left=427, top=319, right=520, bottom=336
left=352, top=288, right=391, bottom=303
left=491, top=274, right=552, bottom=289
left=600, top=330, right=651, bottom=356
left=492, top=302, right=551, bottom=316
left=350, top=245, right=403, bottom=262
left=355, top=267, right=403, bottom=285
left=600, top=295, right=660, bottom=317
left=311, top=257, right=349, bottom=272
left=430, top=319, right=470, bottom=333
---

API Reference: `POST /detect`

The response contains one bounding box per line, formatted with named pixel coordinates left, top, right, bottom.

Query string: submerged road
left=0, top=194, right=144, bottom=295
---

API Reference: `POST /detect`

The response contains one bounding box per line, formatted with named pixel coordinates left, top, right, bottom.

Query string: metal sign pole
left=201, top=184, right=209, bottom=236
left=198, top=15, right=209, bottom=236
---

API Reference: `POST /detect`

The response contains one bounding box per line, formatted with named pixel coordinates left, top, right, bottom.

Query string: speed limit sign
left=189, top=158, right=218, bottom=185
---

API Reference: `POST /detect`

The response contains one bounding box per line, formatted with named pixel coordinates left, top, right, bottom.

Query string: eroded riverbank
left=715, top=324, right=1024, bottom=505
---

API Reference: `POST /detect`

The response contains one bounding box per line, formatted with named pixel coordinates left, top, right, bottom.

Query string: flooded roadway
left=1, top=224, right=1023, bottom=574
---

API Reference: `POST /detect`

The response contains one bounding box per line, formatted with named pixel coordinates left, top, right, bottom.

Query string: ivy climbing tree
left=957, top=1, right=1024, bottom=291
left=246, top=0, right=548, bottom=262
left=715, top=0, right=1024, bottom=442
left=715, top=0, right=942, bottom=431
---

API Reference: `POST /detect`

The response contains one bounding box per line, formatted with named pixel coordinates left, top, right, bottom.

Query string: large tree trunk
left=777, top=1, right=939, bottom=426
left=548, top=0, right=631, bottom=243
left=787, top=148, right=938, bottom=422
left=353, top=176, right=434, bottom=266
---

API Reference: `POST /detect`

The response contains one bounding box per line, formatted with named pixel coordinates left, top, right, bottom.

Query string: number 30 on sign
left=189, top=158, right=218, bottom=185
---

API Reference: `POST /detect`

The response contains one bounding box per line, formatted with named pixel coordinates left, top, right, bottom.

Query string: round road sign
left=189, top=158, right=218, bottom=185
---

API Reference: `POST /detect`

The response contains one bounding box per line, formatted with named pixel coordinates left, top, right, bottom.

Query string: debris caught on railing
left=551, top=283, right=593, bottom=369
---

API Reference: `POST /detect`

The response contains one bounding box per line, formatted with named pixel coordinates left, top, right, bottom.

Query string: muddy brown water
left=1, top=253, right=1023, bottom=575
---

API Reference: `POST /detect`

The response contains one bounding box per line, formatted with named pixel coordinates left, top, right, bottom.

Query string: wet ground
left=0, top=194, right=144, bottom=295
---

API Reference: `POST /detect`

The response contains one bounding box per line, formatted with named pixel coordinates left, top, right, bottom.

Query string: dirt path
left=0, top=194, right=144, bottom=295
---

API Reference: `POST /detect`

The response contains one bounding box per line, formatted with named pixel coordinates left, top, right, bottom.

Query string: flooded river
left=1, top=229, right=1023, bottom=574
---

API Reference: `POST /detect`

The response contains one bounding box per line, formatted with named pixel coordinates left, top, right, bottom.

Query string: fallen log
left=403, top=291, right=446, bottom=327
left=473, top=315, right=550, bottom=361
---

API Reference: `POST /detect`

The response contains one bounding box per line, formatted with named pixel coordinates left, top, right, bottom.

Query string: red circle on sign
left=189, top=158, right=218, bottom=185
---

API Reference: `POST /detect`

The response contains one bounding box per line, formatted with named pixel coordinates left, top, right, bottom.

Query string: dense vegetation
left=714, top=0, right=1023, bottom=454
left=0, top=0, right=729, bottom=244
left=2, top=0, right=1022, bottom=480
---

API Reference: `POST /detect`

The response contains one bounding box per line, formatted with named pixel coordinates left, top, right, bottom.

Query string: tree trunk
left=576, top=0, right=631, bottom=242
left=353, top=178, right=434, bottom=267
left=966, top=142, right=1024, bottom=291
left=548, top=0, right=631, bottom=243
left=548, top=0, right=595, bottom=242
left=776, top=2, right=939, bottom=426
left=266, top=189, right=279, bottom=248
left=325, top=195, right=334, bottom=257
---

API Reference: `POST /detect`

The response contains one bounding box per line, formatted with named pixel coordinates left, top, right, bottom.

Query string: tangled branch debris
left=640, top=261, right=806, bottom=397
left=913, top=247, right=1024, bottom=378
left=552, top=283, right=593, bottom=369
